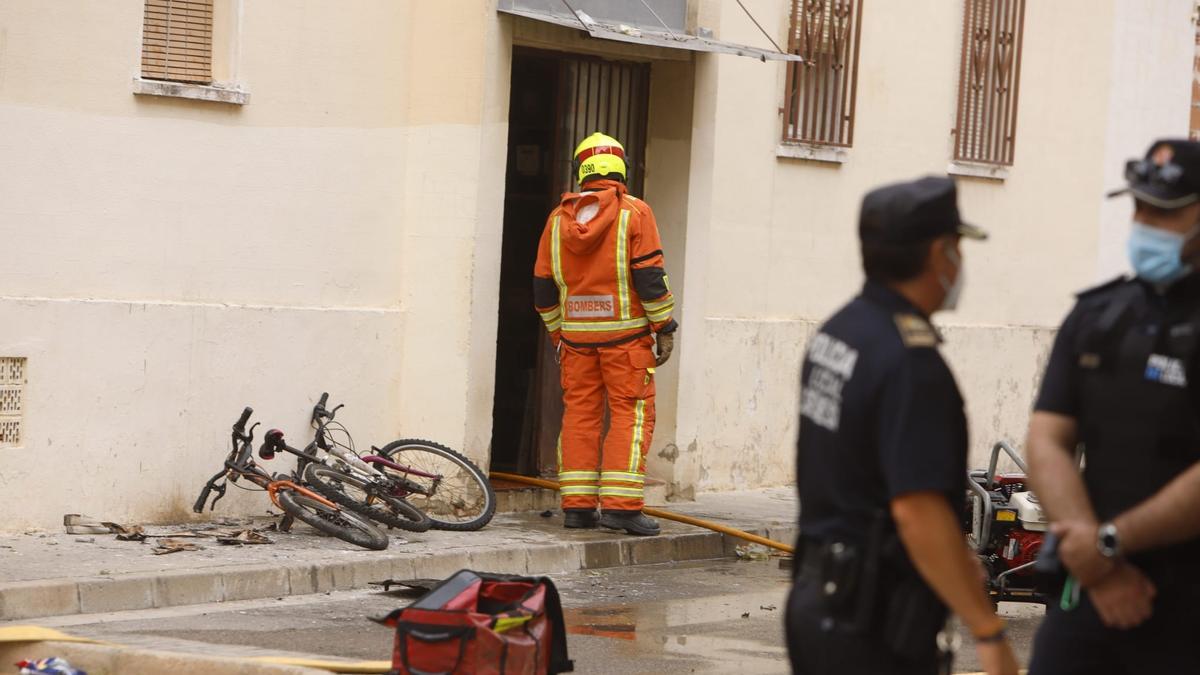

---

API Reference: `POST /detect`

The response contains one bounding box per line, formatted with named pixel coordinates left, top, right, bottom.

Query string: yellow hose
left=489, top=471, right=794, bottom=554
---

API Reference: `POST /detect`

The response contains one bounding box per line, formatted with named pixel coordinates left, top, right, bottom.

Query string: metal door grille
left=953, top=0, right=1026, bottom=166
left=782, top=0, right=864, bottom=147
left=552, top=57, right=650, bottom=197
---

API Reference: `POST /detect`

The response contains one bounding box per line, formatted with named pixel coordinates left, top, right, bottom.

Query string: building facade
left=0, top=0, right=1194, bottom=530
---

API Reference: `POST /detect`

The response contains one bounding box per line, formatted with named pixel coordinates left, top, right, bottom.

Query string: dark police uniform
left=1027, top=273, right=1200, bottom=675
left=787, top=177, right=983, bottom=675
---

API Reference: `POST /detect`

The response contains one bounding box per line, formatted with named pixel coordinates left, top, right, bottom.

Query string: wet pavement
left=36, top=559, right=1042, bottom=673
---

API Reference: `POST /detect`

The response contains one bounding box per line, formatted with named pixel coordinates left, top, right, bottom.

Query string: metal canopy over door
left=491, top=49, right=651, bottom=478
left=498, top=0, right=802, bottom=62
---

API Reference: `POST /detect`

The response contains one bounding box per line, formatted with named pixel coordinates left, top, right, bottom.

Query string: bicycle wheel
left=377, top=439, right=496, bottom=531
left=304, top=463, right=432, bottom=533
left=276, top=489, right=389, bottom=550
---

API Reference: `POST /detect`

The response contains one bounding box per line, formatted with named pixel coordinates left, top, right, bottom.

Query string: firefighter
left=786, top=177, right=1017, bottom=675
left=532, top=132, right=677, bottom=536
left=1026, top=139, right=1200, bottom=674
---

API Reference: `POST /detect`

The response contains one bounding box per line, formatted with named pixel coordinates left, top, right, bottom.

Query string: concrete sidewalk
left=0, top=488, right=796, bottom=622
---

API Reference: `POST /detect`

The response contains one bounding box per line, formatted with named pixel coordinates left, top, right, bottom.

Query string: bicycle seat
left=259, top=429, right=286, bottom=460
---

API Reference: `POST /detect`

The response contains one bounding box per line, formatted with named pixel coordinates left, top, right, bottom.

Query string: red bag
left=374, top=570, right=574, bottom=675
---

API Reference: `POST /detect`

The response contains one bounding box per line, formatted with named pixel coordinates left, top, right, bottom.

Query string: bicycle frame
left=361, top=454, right=439, bottom=480
left=307, top=394, right=442, bottom=493
left=266, top=479, right=337, bottom=511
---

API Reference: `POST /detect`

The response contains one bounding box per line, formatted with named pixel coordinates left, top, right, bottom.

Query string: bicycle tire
left=304, top=463, right=432, bottom=533
left=378, top=439, right=496, bottom=531
left=276, top=489, right=389, bottom=550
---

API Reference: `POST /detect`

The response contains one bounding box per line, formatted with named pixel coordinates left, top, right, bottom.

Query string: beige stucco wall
left=675, top=0, right=1195, bottom=493
left=1, top=0, right=1194, bottom=529
left=0, top=0, right=508, bottom=530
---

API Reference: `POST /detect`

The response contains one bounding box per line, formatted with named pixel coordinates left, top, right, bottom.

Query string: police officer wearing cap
left=1026, top=139, right=1200, bottom=674
left=787, top=176, right=1018, bottom=675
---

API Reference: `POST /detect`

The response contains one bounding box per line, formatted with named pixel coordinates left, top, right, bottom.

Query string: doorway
left=489, top=48, right=651, bottom=476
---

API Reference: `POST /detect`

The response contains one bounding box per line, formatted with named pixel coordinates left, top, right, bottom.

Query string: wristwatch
left=1096, top=522, right=1121, bottom=558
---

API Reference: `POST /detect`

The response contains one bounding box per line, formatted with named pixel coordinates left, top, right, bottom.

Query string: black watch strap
left=975, top=626, right=1007, bottom=644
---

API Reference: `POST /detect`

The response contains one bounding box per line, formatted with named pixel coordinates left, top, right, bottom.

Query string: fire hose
left=488, top=471, right=794, bottom=554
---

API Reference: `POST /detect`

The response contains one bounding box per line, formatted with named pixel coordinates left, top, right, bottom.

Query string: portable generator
left=964, top=441, right=1053, bottom=606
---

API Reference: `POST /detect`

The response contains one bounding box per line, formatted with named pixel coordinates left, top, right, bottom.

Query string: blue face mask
left=1128, top=222, right=1195, bottom=285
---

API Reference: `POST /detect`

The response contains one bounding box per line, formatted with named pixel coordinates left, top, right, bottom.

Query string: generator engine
left=965, top=443, right=1052, bottom=606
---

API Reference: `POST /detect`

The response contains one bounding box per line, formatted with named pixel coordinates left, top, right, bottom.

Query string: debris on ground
left=369, top=579, right=441, bottom=595
left=735, top=544, right=771, bottom=561
left=152, top=539, right=201, bottom=555
left=110, top=524, right=147, bottom=542
left=777, top=557, right=793, bottom=571
left=62, top=514, right=110, bottom=535
left=16, top=656, right=87, bottom=675
left=73, top=537, right=96, bottom=544
left=540, top=510, right=554, bottom=518
left=741, top=612, right=751, bottom=619
left=760, top=605, right=777, bottom=611
left=216, top=529, right=273, bottom=546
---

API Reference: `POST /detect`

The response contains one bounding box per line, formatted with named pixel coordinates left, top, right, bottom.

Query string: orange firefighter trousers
left=557, top=335, right=657, bottom=512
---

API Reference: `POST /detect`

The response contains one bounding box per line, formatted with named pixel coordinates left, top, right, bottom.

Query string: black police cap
left=859, top=176, right=988, bottom=245
left=1108, top=139, right=1200, bottom=209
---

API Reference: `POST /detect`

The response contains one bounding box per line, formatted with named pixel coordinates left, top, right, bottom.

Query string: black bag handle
left=396, top=622, right=475, bottom=675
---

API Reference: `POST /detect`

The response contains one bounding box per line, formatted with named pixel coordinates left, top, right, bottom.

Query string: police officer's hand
left=976, top=640, right=1020, bottom=675
left=968, top=549, right=989, bottom=586
left=1088, top=562, right=1157, bottom=630
left=655, top=332, right=674, bottom=366
left=1052, top=520, right=1115, bottom=587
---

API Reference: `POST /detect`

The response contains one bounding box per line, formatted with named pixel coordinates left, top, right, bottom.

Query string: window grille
left=952, top=0, right=1026, bottom=166
left=781, top=0, right=864, bottom=147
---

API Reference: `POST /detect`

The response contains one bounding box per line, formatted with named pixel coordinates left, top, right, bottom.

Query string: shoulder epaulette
left=1076, top=275, right=1129, bottom=299
left=622, top=195, right=643, bottom=215
left=893, top=313, right=941, bottom=348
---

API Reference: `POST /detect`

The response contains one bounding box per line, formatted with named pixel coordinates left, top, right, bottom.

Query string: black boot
left=599, top=510, right=660, bottom=536
left=563, top=509, right=599, bottom=529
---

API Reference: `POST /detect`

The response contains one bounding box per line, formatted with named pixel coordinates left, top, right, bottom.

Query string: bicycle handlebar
left=193, top=468, right=228, bottom=513
left=234, top=407, right=253, bottom=432
left=234, top=422, right=260, bottom=467
left=311, top=393, right=344, bottom=438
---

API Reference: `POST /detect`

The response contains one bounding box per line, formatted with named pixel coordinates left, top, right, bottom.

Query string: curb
left=0, top=640, right=324, bottom=674
left=0, top=525, right=797, bottom=622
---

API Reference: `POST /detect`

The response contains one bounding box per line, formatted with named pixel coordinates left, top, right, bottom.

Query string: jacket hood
left=557, top=180, right=627, bottom=255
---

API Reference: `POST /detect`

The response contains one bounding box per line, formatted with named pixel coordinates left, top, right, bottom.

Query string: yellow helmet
left=574, top=132, right=626, bottom=185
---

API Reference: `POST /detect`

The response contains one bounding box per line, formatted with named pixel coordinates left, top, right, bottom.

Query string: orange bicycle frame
left=267, top=480, right=338, bottom=511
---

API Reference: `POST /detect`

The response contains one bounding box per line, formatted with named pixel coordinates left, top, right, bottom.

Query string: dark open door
left=490, top=48, right=650, bottom=477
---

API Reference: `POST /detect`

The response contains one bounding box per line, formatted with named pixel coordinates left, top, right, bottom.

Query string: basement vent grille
left=0, top=357, right=26, bottom=448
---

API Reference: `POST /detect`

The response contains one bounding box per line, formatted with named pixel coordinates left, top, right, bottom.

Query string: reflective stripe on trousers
left=556, top=335, right=656, bottom=511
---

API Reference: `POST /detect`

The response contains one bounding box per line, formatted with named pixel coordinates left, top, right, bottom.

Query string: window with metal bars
left=1190, top=17, right=1200, bottom=140
left=952, top=0, right=1026, bottom=166
left=141, top=0, right=213, bottom=84
left=781, top=0, right=864, bottom=148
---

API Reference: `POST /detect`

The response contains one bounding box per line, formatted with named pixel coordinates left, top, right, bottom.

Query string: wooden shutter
left=141, top=0, right=213, bottom=84
left=781, top=0, right=864, bottom=147
left=952, top=0, right=1026, bottom=165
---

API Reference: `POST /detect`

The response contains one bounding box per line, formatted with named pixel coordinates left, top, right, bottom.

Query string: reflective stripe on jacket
left=533, top=179, right=676, bottom=346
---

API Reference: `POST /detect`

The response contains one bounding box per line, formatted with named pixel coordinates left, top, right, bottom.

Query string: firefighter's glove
left=655, top=332, right=674, bottom=367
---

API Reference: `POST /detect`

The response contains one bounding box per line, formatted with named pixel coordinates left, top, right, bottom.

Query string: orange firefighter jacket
left=533, top=180, right=677, bottom=347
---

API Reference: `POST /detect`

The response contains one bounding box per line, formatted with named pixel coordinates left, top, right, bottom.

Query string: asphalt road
left=45, top=559, right=1043, bottom=674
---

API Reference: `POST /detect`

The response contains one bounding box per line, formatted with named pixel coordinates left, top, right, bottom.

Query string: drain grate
left=0, top=357, right=26, bottom=448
